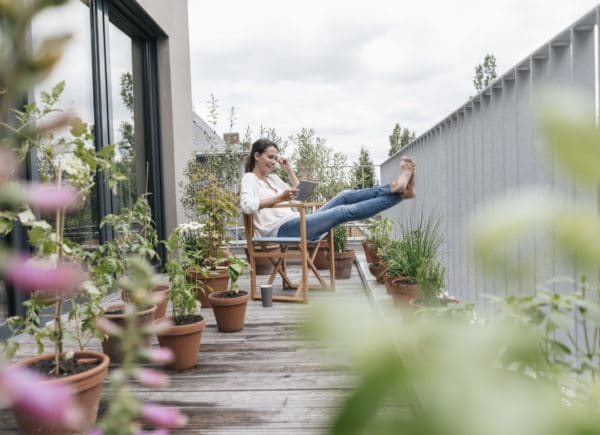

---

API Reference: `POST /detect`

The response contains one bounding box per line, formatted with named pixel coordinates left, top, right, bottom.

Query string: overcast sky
left=188, top=0, right=600, bottom=165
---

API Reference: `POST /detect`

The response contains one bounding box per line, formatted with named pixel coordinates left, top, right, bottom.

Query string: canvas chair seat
left=243, top=202, right=335, bottom=303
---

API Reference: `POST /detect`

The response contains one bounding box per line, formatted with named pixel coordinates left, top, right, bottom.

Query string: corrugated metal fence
left=380, top=7, right=599, bottom=312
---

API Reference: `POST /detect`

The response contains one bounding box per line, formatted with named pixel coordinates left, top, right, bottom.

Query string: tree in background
left=388, top=123, right=416, bottom=156
left=290, top=128, right=349, bottom=201
left=473, top=53, right=497, bottom=93
left=351, top=146, right=374, bottom=189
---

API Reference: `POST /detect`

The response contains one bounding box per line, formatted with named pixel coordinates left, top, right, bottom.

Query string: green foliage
left=379, top=239, right=408, bottom=277
left=163, top=229, right=201, bottom=323
left=227, top=255, right=249, bottom=294
left=333, top=225, right=348, bottom=253
left=92, top=194, right=159, bottom=299
left=290, top=128, right=349, bottom=201
left=473, top=53, right=497, bottom=92
left=415, top=259, right=446, bottom=305
left=398, top=214, right=444, bottom=280
left=351, top=146, right=374, bottom=189
left=364, top=217, right=393, bottom=252
left=180, top=164, right=237, bottom=267
left=388, top=123, right=415, bottom=157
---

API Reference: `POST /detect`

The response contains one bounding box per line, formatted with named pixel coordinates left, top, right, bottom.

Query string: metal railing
left=379, top=6, right=599, bottom=317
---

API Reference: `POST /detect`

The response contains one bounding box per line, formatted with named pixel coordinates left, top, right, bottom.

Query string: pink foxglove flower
left=0, top=365, right=82, bottom=428
left=4, top=256, right=87, bottom=296
left=95, top=317, right=122, bottom=337
left=136, top=368, right=169, bottom=388
left=27, top=184, right=81, bottom=212
left=140, top=403, right=188, bottom=429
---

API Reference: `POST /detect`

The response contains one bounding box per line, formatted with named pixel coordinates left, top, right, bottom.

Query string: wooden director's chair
left=243, top=202, right=336, bottom=303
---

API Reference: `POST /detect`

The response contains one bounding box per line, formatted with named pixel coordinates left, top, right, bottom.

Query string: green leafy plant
left=226, top=255, right=249, bottom=294
left=364, top=217, right=393, bottom=252
left=415, top=259, right=446, bottom=306
left=180, top=165, right=237, bottom=268
left=91, top=194, right=159, bottom=301
left=163, top=229, right=202, bottom=323
left=379, top=238, right=409, bottom=278
left=333, top=225, right=348, bottom=253
left=398, top=214, right=444, bottom=280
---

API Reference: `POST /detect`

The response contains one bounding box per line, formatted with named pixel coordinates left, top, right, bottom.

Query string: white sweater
left=240, top=172, right=297, bottom=236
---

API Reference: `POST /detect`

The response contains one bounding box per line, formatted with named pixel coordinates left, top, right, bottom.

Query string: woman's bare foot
left=391, top=156, right=414, bottom=193
left=402, top=164, right=416, bottom=199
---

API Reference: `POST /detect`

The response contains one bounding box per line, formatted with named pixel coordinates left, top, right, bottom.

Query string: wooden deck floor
left=0, top=249, right=377, bottom=434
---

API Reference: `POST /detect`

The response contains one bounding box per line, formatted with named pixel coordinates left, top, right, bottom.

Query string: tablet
left=296, top=180, right=318, bottom=201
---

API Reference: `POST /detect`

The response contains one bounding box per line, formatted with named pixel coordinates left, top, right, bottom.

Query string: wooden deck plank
left=0, top=253, right=393, bottom=434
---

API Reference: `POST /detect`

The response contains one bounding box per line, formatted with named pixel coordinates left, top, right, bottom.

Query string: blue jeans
left=277, top=184, right=403, bottom=240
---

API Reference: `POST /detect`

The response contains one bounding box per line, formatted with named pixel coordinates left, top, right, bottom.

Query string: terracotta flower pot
left=209, top=290, right=250, bottom=332
left=153, top=284, right=171, bottom=319
left=100, top=303, right=157, bottom=363
left=12, top=351, right=109, bottom=435
left=155, top=315, right=207, bottom=370
left=309, top=243, right=330, bottom=270
left=334, top=250, right=355, bottom=279
left=388, top=276, right=421, bottom=308
left=186, top=267, right=230, bottom=309
left=368, top=262, right=386, bottom=283
left=362, top=241, right=380, bottom=264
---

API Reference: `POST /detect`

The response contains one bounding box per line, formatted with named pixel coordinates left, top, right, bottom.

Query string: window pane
left=108, top=22, right=142, bottom=212
left=32, top=0, right=100, bottom=245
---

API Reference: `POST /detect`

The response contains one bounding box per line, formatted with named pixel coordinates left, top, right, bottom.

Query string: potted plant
left=409, top=259, right=457, bottom=308
left=332, top=225, right=355, bottom=279
left=363, top=217, right=393, bottom=265
left=180, top=165, right=238, bottom=306
left=208, top=256, right=250, bottom=332
left=91, top=195, right=163, bottom=362
left=0, top=83, right=118, bottom=432
left=154, top=229, right=206, bottom=370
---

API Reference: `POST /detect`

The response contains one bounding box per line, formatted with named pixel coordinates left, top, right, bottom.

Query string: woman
left=240, top=138, right=415, bottom=241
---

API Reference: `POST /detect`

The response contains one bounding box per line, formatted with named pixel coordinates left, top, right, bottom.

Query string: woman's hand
left=278, top=156, right=293, bottom=173
left=280, top=188, right=299, bottom=201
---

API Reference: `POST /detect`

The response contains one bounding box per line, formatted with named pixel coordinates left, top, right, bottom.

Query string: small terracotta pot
left=388, top=276, right=421, bottom=308
left=334, top=250, right=355, bottom=279
left=362, top=241, right=380, bottom=264
left=309, top=243, right=330, bottom=270
left=209, top=290, right=250, bottom=332
left=153, top=284, right=171, bottom=319
left=186, top=267, right=230, bottom=309
left=100, top=303, right=156, bottom=363
left=368, top=262, right=386, bottom=283
left=12, top=351, right=109, bottom=435
left=155, top=315, right=207, bottom=370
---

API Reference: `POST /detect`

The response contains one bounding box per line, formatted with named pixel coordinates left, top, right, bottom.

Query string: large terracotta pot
left=209, top=290, right=250, bottom=332
left=388, top=276, right=421, bottom=308
left=186, top=267, right=230, bottom=309
left=362, top=241, right=380, bottom=264
left=334, top=250, right=355, bottom=279
left=155, top=315, right=207, bottom=370
left=100, top=303, right=157, bottom=363
left=153, top=284, right=171, bottom=319
left=12, top=351, right=109, bottom=435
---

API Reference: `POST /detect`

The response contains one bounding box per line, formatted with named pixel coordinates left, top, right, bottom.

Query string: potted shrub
left=209, top=256, right=250, bottom=332
left=92, top=195, right=163, bottom=362
left=363, top=217, right=393, bottom=265
left=154, top=229, right=206, bottom=370
left=332, top=225, right=355, bottom=279
left=410, top=259, right=458, bottom=309
left=180, top=165, right=238, bottom=306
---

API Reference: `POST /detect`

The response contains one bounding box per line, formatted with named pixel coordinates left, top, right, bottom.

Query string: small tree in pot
left=332, top=225, right=355, bottom=279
